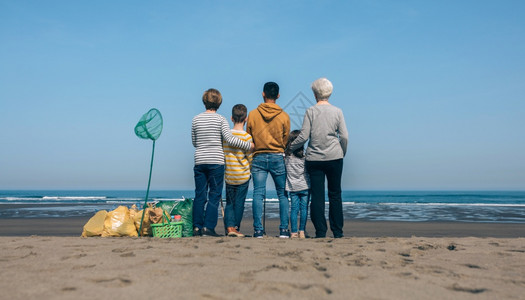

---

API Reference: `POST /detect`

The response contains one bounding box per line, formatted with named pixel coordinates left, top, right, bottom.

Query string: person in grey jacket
left=289, top=78, right=348, bottom=238
left=285, top=130, right=310, bottom=239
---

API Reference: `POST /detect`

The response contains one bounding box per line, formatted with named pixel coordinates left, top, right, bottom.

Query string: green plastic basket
left=151, top=221, right=183, bottom=238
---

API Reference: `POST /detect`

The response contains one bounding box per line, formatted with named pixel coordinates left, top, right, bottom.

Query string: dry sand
left=1, top=232, right=525, bottom=299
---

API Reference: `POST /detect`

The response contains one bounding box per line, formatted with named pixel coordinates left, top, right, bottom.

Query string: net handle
left=161, top=210, right=171, bottom=224
left=138, top=140, right=156, bottom=236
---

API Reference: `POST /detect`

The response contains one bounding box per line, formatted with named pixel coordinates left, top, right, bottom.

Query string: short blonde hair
left=202, top=88, right=222, bottom=110
left=311, top=77, right=333, bottom=100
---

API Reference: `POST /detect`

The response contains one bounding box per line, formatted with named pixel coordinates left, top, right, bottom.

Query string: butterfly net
left=135, top=108, right=163, bottom=141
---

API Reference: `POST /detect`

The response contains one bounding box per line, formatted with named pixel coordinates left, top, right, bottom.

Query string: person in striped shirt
left=191, top=89, right=254, bottom=237
left=223, top=104, right=253, bottom=237
left=285, top=130, right=310, bottom=239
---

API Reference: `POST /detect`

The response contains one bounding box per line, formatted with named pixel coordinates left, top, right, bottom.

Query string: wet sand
left=0, top=216, right=524, bottom=238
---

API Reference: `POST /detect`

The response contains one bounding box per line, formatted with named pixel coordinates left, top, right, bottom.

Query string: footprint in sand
left=61, top=253, right=87, bottom=260
left=415, top=243, right=437, bottom=251
left=255, top=282, right=333, bottom=296
left=65, top=244, right=95, bottom=248
left=463, top=263, right=483, bottom=269
left=240, top=264, right=289, bottom=277
left=350, top=256, right=370, bottom=267
left=91, top=277, right=132, bottom=287
left=399, top=251, right=411, bottom=257
left=506, top=249, right=525, bottom=253
left=397, top=272, right=418, bottom=280
left=111, top=247, right=132, bottom=253
left=20, top=251, right=38, bottom=259
left=313, top=263, right=327, bottom=272
left=15, top=245, right=34, bottom=250
left=448, top=283, right=487, bottom=294
left=295, top=284, right=333, bottom=295
left=200, top=293, right=222, bottom=299
left=278, top=250, right=303, bottom=258
left=72, top=264, right=96, bottom=270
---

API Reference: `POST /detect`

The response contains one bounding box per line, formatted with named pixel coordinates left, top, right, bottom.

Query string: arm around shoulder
left=289, top=111, right=311, bottom=151
left=221, top=117, right=251, bottom=151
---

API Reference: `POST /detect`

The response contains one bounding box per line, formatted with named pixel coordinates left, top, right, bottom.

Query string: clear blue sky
left=1, top=1, right=524, bottom=190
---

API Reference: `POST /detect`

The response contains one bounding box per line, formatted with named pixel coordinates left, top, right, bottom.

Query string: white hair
left=311, top=77, right=333, bottom=100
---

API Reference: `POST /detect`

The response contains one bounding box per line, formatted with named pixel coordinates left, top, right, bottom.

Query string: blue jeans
left=289, top=190, right=309, bottom=233
left=193, top=164, right=225, bottom=230
left=224, top=180, right=250, bottom=230
left=251, top=153, right=289, bottom=231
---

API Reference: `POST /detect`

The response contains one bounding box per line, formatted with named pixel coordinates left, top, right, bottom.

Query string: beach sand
left=0, top=218, right=525, bottom=299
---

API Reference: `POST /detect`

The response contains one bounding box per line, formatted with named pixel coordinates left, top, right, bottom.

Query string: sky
left=1, top=0, right=524, bottom=191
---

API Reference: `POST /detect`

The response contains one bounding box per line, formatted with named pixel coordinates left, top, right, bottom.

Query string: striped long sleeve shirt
left=192, top=112, right=251, bottom=165
left=285, top=155, right=310, bottom=192
left=223, top=130, right=253, bottom=185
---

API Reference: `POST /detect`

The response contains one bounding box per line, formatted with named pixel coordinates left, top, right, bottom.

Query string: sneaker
left=227, top=227, right=245, bottom=237
left=193, top=227, right=202, bottom=237
left=279, top=229, right=290, bottom=238
left=290, top=232, right=299, bottom=238
left=253, top=230, right=264, bottom=238
left=202, top=227, right=221, bottom=237
left=299, top=231, right=306, bottom=239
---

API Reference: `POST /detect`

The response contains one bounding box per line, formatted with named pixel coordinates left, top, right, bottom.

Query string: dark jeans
left=224, top=180, right=250, bottom=230
left=306, top=159, right=344, bottom=238
left=193, top=164, right=225, bottom=230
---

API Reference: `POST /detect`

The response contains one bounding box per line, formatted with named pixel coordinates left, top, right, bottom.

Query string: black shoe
left=193, top=227, right=202, bottom=237
left=202, top=227, right=221, bottom=237
left=315, top=232, right=327, bottom=238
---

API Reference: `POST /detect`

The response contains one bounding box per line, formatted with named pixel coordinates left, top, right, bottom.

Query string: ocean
left=1, top=190, right=524, bottom=223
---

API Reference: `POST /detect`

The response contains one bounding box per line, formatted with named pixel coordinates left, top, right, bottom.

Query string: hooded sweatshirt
left=246, top=103, right=290, bottom=155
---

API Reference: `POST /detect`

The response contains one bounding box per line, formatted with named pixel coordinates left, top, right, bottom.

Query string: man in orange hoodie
left=246, top=82, right=291, bottom=238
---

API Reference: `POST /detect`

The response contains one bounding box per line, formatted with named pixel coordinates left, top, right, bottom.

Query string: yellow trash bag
left=81, top=210, right=108, bottom=237
left=130, top=207, right=153, bottom=237
left=101, top=206, right=138, bottom=237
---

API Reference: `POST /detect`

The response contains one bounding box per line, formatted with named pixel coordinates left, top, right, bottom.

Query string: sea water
left=1, top=190, right=524, bottom=223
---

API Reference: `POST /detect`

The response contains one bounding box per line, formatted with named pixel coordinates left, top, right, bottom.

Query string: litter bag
left=149, top=207, right=167, bottom=224
left=81, top=210, right=108, bottom=237
left=102, top=206, right=138, bottom=237
left=130, top=207, right=153, bottom=237
left=172, top=198, right=194, bottom=237
left=156, top=199, right=194, bottom=237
